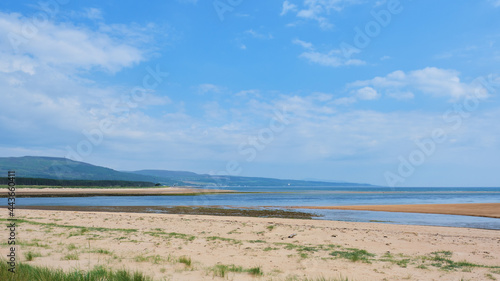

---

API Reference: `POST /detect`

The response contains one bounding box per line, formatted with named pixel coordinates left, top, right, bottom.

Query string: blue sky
left=1, top=0, right=500, bottom=187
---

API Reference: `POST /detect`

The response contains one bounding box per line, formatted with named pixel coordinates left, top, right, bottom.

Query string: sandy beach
left=3, top=209, right=499, bottom=281
left=295, top=203, right=500, bottom=219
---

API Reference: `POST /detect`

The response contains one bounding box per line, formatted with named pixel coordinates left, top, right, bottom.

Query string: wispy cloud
left=245, top=29, right=273, bottom=40
left=0, top=12, right=147, bottom=73
left=292, top=38, right=313, bottom=50
left=490, top=0, right=500, bottom=7
left=280, top=1, right=298, bottom=16
left=0, top=11, right=167, bottom=153
left=282, top=0, right=360, bottom=30
left=293, top=38, right=365, bottom=67
left=355, top=86, right=380, bottom=100
left=84, top=8, right=103, bottom=20
left=349, top=67, right=490, bottom=101
left=197, top=83, right=224, bottom=94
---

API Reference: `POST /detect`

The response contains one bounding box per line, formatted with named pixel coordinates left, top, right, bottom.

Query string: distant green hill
left=0, top=156, right=177, bottom=184
left=0, top=156, right=374, bottom=187
left=130, top=170, right=373, bottom=187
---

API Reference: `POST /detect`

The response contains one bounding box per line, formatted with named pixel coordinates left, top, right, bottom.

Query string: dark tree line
left=0, top=177, right=156, bottom=187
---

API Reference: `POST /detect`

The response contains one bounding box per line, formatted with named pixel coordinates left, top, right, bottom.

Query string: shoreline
left=292, top=203, right=500, bottom=219
left=13, top=202, right=500, bottom=219
left=2, top=187, right=238, bottom=197
left=13, top=205, right=319, bottom=219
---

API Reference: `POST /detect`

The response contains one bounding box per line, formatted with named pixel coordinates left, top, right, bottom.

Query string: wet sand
left=294, top=203, right=500, bottom=218
left=15, top=205, right=319, bottom=219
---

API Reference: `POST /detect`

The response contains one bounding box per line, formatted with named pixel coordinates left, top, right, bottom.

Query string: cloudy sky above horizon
left=1, top=0, right=500, bottom=187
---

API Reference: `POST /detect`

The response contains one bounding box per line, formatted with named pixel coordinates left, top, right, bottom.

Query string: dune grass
left=178, top=256, right=192, bottom=267
left=209, top=264, right=263, bottom=277
left=0, top=262, right=152, bottom=281
left=23, top=251, right=42, bottom=261
left=329, top=248, right=376, bottom=263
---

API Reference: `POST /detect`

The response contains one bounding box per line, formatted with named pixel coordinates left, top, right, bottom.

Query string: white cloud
left=245, top=29, right=273, bottom=40
left=292, top=38, right=313, bottom=50
left=300, top=50, right=365, bottom=67
left=355, top=87, right=380, bottom=100
left=310, top=92, right=334, bottom=102
left=0, top=12, right=147, bottom=73
left=84, top=8, right=103, bottom=20
left=203, top=101, right=227, bottom=120
left=350, top=67, right=491, bottom=101
left=293, top=39, right=365, bottom=67
left=0, top=11, right=168, bottom=153
left=386, top=90, right=414, bottom=100
left=333, top=87, right=379, bottom=106
left=235, top=89, right=261, bottom=98
left=333, top=96, right=357, bottom=105
left=198, top=83, right=223, bottom=94
left=0, top=53, right=37, bottom=75
left=490, top=0, right=500, bottom=7
left=281, top=1, right=298, bottom=16
left=288, top=0, right=360, bottom=30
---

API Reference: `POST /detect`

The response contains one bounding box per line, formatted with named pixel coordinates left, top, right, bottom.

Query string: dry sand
left=10, top=187, right=234, bottom=197
left=295, top=203, right=500, bottom=219
left=3, top=209, right=500, bottom=281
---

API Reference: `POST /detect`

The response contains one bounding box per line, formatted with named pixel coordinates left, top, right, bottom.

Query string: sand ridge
left=293, top=203, right=500, bottom=219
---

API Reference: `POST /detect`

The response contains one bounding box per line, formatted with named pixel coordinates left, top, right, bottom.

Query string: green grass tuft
left=211, top=264, right=244, bottom=277
left=206, top=236, right=242, bottom=244
left=61, top=253, right=79, bottom=260
left=23, top=251, right=42, bottom=261
left=246, top=266, right=263, bottom=276
left=178, top=256, right=192, bottom=267
left=330, top=248, right=375, bottom=263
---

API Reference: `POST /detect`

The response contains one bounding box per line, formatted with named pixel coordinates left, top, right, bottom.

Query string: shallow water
left=15, top=186, right=500, bottom=229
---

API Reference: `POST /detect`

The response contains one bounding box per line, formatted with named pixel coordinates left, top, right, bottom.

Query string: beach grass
left=209, top=264, right=263, bottom=277
left=23, top=251, right=42, bottom=261
left=0, top=262, right=152, bottom=281
left=329, top=248, right=376, bottom=263
left=178, top=256, right=192, bottom=266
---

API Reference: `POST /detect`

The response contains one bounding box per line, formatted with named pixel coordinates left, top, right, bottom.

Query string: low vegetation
left=23, top=251, right=42, bottom=261
left=209, top=264, right=263, bottom=277
left=144, top=230, right=196, bottom=241
left=61, top=253, right=79, bottom=260
left=330, top=248, right=376, bottom=263
left=178, top=256, right=192, bottom=267
left=15, top=205, right=321, bottom=219
left=0, top=218, right=137, bottom=233
left=0, top=262, right=152, bottom=281
left=206, top=236, right=242, bottom=244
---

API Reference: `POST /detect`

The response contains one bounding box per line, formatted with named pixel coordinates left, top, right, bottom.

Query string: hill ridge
left=0, top=156, right=375, bottom=187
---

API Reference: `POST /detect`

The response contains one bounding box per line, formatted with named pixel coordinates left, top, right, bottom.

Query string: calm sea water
left=16, top=186, right=500, bottom=230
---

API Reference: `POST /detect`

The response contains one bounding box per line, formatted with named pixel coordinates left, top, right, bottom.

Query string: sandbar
left=294, top=203, right=500, bottom=218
